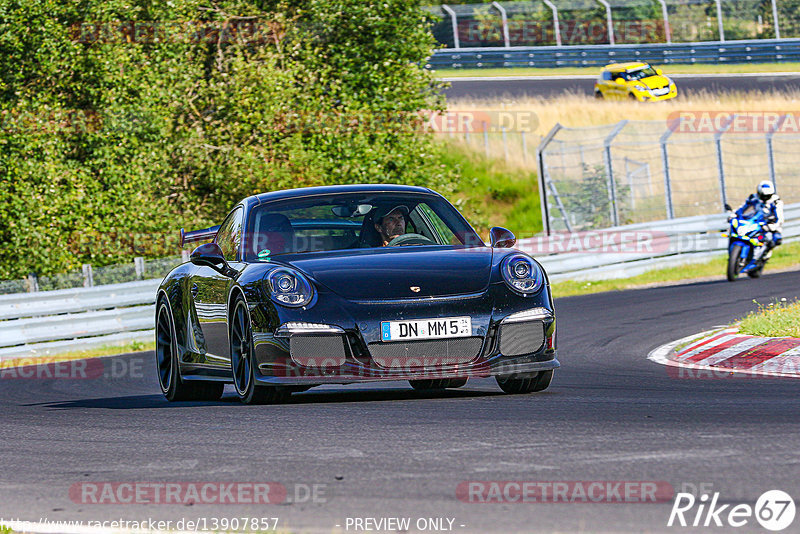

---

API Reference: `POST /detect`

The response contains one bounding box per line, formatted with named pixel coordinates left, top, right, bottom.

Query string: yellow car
left=594, top=62, right=677, bottom=102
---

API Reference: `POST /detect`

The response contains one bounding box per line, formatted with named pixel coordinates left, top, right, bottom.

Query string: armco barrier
left=1, top=205, right=797, bottom=359
left=428, top=39, right=800, bottom=69
left=0, top=279, right=159, bottom=360
left=524, top=202, right=800, bottom=281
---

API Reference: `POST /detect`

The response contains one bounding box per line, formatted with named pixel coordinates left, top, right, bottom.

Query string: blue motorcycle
left=723, top=202, right=768, bottom=281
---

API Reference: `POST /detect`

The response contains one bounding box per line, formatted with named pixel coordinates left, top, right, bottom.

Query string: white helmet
left=757, top=180, right=775, bottom=201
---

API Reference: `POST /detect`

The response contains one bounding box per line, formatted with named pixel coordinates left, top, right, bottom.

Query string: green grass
left=433, top=62, right=800, bottom=78
left=552, top=240, right=800, bottom=298
left=436, top=140, right=542, bottom=237
left=739, top=299, right=800, bottom=337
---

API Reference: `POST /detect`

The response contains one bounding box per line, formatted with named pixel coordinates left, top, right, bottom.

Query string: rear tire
left=727, top=243, right=744, bottom=282
left=496, top=370, right=553, bottom=394
left=230, top=296, right=287, bottom=405
left=156, top=298, right=224, bottom=402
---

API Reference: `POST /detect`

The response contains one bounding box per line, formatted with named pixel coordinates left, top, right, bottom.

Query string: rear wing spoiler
left=180, top=225, right=221, bottom=247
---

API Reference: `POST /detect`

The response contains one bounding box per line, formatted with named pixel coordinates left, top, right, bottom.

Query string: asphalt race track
left=2, top=270, right=800, bottom=533
left=442, top=73, right=800, bottom=100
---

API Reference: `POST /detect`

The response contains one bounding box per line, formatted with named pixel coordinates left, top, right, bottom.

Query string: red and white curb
left=648, top=328, right=800, bottom=379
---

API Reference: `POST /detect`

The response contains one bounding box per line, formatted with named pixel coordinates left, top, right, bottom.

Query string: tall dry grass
left=447, top=89, right=800, bottom=136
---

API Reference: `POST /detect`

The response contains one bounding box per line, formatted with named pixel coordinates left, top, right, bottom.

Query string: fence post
left=27, top=273, right=39, bottom=293
left=543, top=0, right=562, bottom=46
left=771, top=0, right=780, bottom=39
left=483, top=121, right=489, bottom=157
left=714, top=0, right=725, bottom=41
left=441, top=5, right=460, bottom=50
left=603, top=120, right=628, bottom=227
left=521, top=131, right=527, bottom=163
left=501, top=126, right=509, bottom=162
left=82, top=264, right=94, bottom=287
left=536, top=123, right=563, bottom=235
left=656, top=0, right=671, bottom=43
left=714, top=114, right=736, bottom=210
left=766, top=114, right=789, bottom=190
left=660, top=122, right=676, bottom=219
left=596, top=0, right=615, bottom=45
left=491, top=2, right=510, bottom=48
left=134, top=257, right=145, bottom=280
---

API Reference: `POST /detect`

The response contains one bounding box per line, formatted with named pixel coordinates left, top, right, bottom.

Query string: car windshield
left=625, top=66, right=658, bottom=80
left=243, top=192, right=482, bottom=260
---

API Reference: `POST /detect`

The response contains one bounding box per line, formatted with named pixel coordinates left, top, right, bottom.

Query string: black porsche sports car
left=156, top=184, right=558, bottom=404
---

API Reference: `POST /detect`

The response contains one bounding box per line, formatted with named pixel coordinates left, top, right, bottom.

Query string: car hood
left=283, top=246, right=493, bottom=300
left=639, top=75, right=670, bottom=89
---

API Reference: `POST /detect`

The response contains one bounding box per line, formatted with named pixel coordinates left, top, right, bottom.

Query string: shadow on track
left=26, top=386, right=506, bottom=410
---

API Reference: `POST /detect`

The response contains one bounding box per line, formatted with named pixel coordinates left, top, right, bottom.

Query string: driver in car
left=373, top=205, right=409, bottom=246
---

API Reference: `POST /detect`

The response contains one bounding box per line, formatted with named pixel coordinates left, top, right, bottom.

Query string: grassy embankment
left=434, top=62, right=800, bottom=78
left=739, top=298, right=800, bottom=337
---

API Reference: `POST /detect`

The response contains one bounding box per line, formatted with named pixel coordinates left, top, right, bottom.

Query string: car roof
left=602, top=62, right=650, bottom=72
left=246, top=184, right=437, bottom=207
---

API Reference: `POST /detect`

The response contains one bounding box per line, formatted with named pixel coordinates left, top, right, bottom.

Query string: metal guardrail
left=428, top=39, right=800, bottom=69
left=522, top=202, right=800, bottom=281
left=1, top=205, right=797, bottom=359
left=0, top=280, right=159, bottom=360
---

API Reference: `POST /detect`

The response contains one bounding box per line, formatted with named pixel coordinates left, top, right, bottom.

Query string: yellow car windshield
left=624, top=67, right=658, bottom=80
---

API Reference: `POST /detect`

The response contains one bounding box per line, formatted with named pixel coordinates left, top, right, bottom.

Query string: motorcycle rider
left=728, top=181, right=784, bottom=261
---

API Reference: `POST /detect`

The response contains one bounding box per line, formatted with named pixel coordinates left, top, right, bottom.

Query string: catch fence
left=536, top=118, right=800, bottom=233
left=427, top=0, right=800, bottom=49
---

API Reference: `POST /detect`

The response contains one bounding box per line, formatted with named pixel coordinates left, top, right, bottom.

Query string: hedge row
left=0, top=0, right=450, bottom=278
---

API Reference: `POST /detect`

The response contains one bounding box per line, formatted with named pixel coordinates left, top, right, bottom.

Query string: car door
left=190, top=206, right=244, bottom=366
left=598, top=70, right=612, bottom=96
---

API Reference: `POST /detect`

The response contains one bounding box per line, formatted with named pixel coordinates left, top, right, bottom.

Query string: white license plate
left=381, top=316, right=472, bottom=342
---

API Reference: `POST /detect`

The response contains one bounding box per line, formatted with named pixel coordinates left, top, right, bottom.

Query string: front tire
left=230, top=296, right=287, bottom=405
left=727, top=243, right=744, bottom=282
left=156, top=298, right=223, bottom=402
left=496, top=370, right=553, bottom=394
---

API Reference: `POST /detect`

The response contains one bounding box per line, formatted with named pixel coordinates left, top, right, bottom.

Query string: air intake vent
left=368, top=337, right=483, bottom=368
left=289, top=335, right=347, bottom=367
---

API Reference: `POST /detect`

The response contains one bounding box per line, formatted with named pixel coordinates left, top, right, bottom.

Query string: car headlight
left=265, top=267, right=315, bottom=307
left=501, top=254, right=544, bottom=295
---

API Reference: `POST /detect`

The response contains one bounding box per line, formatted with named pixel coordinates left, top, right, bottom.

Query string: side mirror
left=615, top=78, right=626, bottom=85
left=489, top=227, right=516, bottom=248
left=656, top=68, right=663, bottom=75
left=190, top=242, right=229, bottom=272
